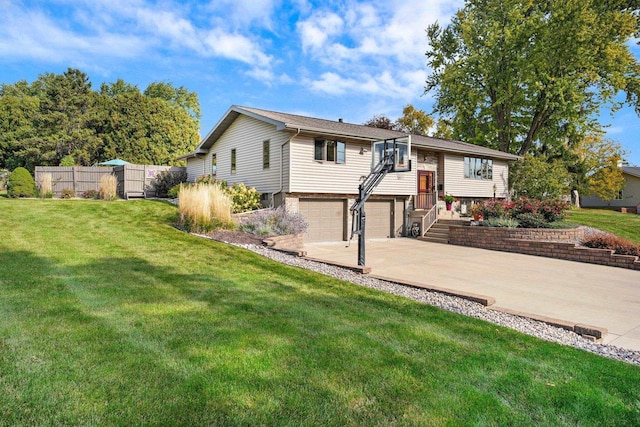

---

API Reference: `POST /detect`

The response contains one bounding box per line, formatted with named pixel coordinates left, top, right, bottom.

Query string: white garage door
left=364, top=200, right=393, bottom=239
left=299, top=199, right=345, bottom=242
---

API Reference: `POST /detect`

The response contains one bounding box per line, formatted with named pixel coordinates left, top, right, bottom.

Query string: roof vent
left=338, top=118, right=343, bottom=123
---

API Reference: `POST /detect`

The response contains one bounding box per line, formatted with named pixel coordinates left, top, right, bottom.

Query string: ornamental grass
left=39, top=173, right=53, bottom=198
left=99, top=174, right=118, bottom=200
left=178, top=183, right=234, bottom=232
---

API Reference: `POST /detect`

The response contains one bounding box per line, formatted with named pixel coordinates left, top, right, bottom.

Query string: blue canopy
left=99, top=158, right=130, bottom=166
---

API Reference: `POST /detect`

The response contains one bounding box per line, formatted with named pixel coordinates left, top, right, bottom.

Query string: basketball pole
left=357, top=186, right=366, bottom=266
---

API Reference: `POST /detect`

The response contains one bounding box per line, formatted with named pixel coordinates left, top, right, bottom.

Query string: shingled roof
left=184, top=105, right=520, bottom=161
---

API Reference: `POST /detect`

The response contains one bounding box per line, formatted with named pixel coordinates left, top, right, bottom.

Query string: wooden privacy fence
left=35, top=165, right=186, bottom=199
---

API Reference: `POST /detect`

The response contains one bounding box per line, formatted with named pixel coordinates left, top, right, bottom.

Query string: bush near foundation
left=239, top=206, right=308, bottom=236
left=194, top=175, right=261, bottom=213
left=7, top=167, right=37, bottom=198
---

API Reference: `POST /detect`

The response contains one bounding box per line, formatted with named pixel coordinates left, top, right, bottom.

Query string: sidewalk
left=304, top=238, right=640, bottom=351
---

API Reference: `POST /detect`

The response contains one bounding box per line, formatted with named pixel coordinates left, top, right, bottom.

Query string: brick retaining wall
left=262, top=234, right=304, bottom=252
left=449, top=226, right=640, bottom=271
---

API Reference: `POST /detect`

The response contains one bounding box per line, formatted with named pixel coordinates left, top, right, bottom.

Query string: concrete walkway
left=303, top=238, right=640, bottom=352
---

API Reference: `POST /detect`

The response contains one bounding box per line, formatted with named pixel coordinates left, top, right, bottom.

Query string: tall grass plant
left=99, top=174, right=118, bottom=200
left=178, top=183, right=233, bottom=232
left=40, top=173, right=53, bottom=198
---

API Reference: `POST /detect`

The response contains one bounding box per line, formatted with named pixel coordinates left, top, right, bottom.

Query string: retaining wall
left=449, top=225, right=640, bottom=271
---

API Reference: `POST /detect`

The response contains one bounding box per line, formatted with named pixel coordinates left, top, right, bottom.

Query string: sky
left=1, top=0, right=639, bottom=166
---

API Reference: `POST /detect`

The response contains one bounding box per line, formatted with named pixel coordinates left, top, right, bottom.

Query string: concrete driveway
left=304, top=238, right=640, bottom=352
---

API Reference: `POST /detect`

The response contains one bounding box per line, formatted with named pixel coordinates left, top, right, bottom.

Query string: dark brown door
left=417, top=171, right=435, bottom=209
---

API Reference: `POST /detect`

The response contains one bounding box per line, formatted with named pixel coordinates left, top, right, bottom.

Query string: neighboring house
left=581, top=166, right=640, bottom=211
left=178, top=106, right=519, bottom=242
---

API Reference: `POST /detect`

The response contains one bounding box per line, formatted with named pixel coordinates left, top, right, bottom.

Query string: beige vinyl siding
left=443, top=154, right=509, bottom=198
left=289, top=136, right=416, bottom=195
left=205, top=115, right=289, bottom=194
left=186, top=157, right=206, bottom=182
left=582, top=173, right=640, bottom=208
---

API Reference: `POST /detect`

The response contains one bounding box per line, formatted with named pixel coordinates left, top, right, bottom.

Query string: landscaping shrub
left=39, top=173, right=53, bottom=198
left=99, top=175, right=118, bottom=200
left=473, top=199, right=509, bottom=219
left=472, top=197, right=569, bottom=228
left=194, top=176, right=261, bottom=213
left=482, top=216, right=519, bottom=228
left=177, top=183, right=234, bottom=232
left=154, top=170, right=188, bottom=198
left=7, top=167, right=37, bottom=198
left=239, top=206, right=308, bottom=236
left=167, top=183, right=185, bottom=199
left=582, top=232, right=640, bottom=257
left=228, top=183, right=261, bottom=213
left=82, top=189, right=99, bottom=199
left=514, top=212, right=549, bottom=228
left=60, top=188, right=76, bottom=199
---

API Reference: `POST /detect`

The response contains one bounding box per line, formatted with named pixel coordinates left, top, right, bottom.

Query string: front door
left=417, top=171, right=435, bottom=209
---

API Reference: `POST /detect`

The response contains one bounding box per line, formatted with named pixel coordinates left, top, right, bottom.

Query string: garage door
left=299, top=199, right=345, bottom=242
left=364, top=200, right=393, bottom=238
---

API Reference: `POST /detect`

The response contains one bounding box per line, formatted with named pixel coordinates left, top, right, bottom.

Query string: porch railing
left=413, top=192, right=437, bottom=210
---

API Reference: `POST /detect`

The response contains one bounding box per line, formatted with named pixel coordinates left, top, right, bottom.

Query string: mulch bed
left=203, top=229, right=269, bottom=246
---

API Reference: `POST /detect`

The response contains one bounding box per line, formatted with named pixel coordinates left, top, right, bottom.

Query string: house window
left=231, top=149, right=236, bottom=173
left=263, top=140, right=270, bottom=169
left=314, top=139, right=346, bottom=164
left=211, top=153, right=217, bottom=174
left=464, top=157, right=493, bottom=180
left=615, top=190, right=623, bottom=200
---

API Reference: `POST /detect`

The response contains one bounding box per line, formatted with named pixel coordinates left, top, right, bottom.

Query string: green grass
left=1, top=199, right=639, bottom=426
left=567, top=208, right=640, bottom=243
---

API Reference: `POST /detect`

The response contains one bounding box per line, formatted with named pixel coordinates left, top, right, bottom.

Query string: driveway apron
left=304, top=238, right=640, bottom=352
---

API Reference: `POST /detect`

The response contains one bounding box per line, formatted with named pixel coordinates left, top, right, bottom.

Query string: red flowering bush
left=582, top=233, right=640, bottom=257
left=473, top=197, right=569, bottom=228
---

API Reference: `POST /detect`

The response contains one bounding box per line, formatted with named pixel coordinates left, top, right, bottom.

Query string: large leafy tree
left=0, top=70, right=201, bottom=171
left=425, top=0, right=640, bottom=155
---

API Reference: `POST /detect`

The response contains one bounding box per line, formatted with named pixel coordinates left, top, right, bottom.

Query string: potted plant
left=444, top=194, right=456, bottom=211
left=470, top=202, right=483, bottom=222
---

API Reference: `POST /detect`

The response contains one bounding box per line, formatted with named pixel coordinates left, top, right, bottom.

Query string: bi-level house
left=179, top=106, right=519, bottom=242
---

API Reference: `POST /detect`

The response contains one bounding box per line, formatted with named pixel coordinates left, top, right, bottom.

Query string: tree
left=572, top=134, right=626, bottom=202
left=363, top=114, right=398, bottom=130
left=0, top=70, right=201, bottom=170
left=97, top=91, right=200, bottom=165
left=395, top=105, right=434, bottom=136
left=364, top=105, right=435, bottom=135
left=426, top=0, right=640, bottom=156
left=510, top=154, right=572, bottom=199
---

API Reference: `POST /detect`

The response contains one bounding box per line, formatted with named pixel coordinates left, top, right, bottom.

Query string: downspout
left=273, top=128, right=300, bottom=207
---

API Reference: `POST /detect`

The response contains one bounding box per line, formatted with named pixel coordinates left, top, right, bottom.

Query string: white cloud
left=297, top=10, right=344, bottom=52
left=203, top=29, right=272, bottom=67
left=0, top=4, right=147, bottom=61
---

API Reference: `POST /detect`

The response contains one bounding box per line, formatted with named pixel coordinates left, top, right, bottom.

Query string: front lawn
left=1, top=199, right=639, bottom=425
left=567, top=208, right=640, bottom=243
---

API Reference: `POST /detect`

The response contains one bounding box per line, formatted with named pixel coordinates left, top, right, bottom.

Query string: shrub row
left=472, top=197, right=570, bottom=228
left=582, top=233, right=640, bottom=257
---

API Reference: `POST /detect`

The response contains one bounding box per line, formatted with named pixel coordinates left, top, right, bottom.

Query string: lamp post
left=493, top=184, right=497, bottom=200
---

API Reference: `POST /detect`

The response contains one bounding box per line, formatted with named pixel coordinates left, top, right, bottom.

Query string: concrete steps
left=418, top=219, right=469, bottom=244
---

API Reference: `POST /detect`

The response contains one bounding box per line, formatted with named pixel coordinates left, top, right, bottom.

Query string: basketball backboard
left=371, top=136, right=411, bottom=172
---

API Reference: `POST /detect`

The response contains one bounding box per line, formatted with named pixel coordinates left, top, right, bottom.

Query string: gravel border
left=209, top=237, right=640, bottom=366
